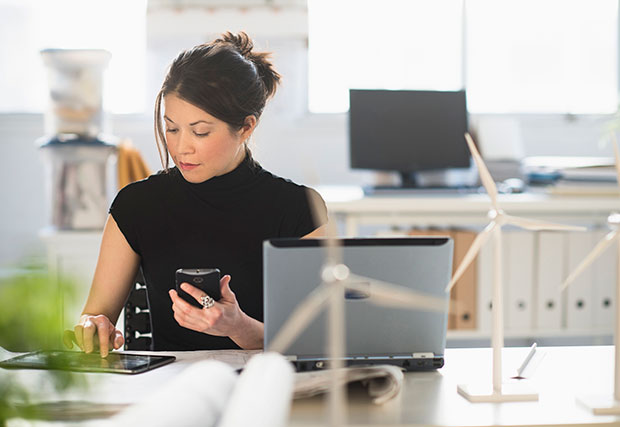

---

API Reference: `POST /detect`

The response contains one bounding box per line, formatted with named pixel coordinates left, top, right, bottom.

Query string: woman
left=65, top=32, right=327, bottom=356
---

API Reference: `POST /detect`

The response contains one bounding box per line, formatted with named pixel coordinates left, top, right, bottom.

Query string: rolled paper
left=218, top=352, right=294, bottom=427
left=111, top=360, right=237, bottom=427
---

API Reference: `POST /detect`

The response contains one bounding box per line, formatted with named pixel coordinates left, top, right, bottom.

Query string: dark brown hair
left=154, top=31, right=281, bottom=169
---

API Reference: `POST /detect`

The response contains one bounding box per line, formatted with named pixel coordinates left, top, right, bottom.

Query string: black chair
left=124, top=270, right=153, bottom=350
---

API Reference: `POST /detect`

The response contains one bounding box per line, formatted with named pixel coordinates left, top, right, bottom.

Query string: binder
left=534, top=231, right=565, bottom=330
left=503, top=230, right=535, bottom=331
left=565, top=231, right=595, bottom=330
left=591, top=228, right=616, bottom=330
left=453, top=230, right=477, bottom=330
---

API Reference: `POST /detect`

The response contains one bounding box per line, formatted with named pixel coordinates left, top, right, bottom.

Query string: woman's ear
left=238, top=115, right=257, bottom=141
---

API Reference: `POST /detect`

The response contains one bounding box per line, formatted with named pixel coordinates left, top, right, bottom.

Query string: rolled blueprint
left=218, top=352, right=294, bottom=427
left=110, top=360, right=237, bottom=427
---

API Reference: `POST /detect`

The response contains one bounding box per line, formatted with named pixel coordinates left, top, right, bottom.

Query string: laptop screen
left=263, top=237, right=452, bottom=361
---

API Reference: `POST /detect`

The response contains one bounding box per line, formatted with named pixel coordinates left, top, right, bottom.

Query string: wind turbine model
left=446, top=133, right=585, bottom=402
left=268, top=191, right=450, bottom=426
left=561, top=136, right=620, bottom=415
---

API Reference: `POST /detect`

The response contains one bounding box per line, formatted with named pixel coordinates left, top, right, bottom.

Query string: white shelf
left=447, top=329, right=612, bottom=340
left=323, top=189, right=620, bottom=230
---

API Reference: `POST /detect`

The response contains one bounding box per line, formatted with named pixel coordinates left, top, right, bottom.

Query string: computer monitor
left=349, top=89, right=470, bottom=188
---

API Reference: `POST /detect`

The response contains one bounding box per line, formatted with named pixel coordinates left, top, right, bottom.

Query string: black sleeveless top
left=109, top=156, right=327, bottom=350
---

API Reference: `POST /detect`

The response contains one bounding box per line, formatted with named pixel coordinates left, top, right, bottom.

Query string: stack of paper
left=551, top=163, right=618, bottom=195
left=522, top=156, right=619, bottom=195
left=293, top=364, right=404, bottom=405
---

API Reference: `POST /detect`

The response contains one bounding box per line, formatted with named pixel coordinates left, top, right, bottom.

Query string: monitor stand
left=399, top=171, right=420, bottom=189
left=363, top=172, right=479, bottom=196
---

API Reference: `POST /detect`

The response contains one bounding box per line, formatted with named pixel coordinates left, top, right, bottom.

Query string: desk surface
left=1, top=346, right=618, bottom=426
left=318, top=187, right=620, bottom=234
left=293, top=345, right=619, bottom=426
left=319, top=186, right=620, bottom=215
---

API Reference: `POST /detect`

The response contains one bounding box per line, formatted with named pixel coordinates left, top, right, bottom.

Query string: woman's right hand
left=63, top=314, right=124, bottom=358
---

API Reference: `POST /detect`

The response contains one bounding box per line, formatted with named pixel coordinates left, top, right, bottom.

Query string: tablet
left=0, top=351, right=176, bottom=374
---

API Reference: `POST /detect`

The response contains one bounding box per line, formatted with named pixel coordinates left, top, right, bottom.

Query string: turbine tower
left=561, top=135, right=620, bottom=414
left=446, top=133, right=584, bottom=402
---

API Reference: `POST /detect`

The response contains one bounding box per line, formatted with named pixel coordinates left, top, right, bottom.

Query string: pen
left=516, top=342, right=537, bottom=378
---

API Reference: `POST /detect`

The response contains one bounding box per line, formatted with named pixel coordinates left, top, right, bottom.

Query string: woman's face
left=163, top=94, right=253, bottom=183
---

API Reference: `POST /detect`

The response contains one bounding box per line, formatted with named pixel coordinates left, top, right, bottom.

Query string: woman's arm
left=167, top=224, right=327, bottom=349
left=84, top=214, right=140, bottom=322
left=302, top=224, right=327, bottom=238
left=68, top=215, right=140, bottom=356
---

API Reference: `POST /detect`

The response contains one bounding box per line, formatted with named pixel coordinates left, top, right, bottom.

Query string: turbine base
left=457, top=381, right=539, bottom=403
left=578, top=394, right=620, bottom=415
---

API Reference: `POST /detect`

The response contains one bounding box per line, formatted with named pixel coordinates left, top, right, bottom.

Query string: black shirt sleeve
left=109, top=182, right=142, bottom=256
left=279, top=185, right=328, bottom=237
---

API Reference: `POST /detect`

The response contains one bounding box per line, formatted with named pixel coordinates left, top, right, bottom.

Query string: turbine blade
left=561, top=230, right=619, bottom=291
left=465, top=132, right=498, bottom=210
left=504, top=214, right=586, bottom=232
left=268, top=283, right=332, bottom=354
left=306, top=188, right=342, bottom=266
left=445, top=221, right=497, bottom=292
left=346, top=274, right=448, bottom=313
left=613, top=133, right=620, bottom=186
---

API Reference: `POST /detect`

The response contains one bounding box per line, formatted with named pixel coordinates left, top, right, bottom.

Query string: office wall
left=0, top=110, right=612, bottom=268
left=0, top=4, right=617, bottom=268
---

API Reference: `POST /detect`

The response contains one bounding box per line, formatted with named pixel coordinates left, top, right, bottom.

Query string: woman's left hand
left=169, top=274, right=245, bottom=337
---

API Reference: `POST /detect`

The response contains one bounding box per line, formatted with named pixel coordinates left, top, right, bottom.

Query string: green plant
left=0, top=261, right=86, bottom=425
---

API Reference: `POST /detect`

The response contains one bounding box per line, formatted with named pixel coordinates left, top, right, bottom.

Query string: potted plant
left=0, top=260, right=85, bottom=425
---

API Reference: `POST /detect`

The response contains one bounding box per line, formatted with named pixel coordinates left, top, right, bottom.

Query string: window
left=308, top=0, right=618, bottom=114
left=466, top=0, right=618, bottom=113
left=307, top=0, right=464, bottom=113
left=0, top=0, right=147, bottom=114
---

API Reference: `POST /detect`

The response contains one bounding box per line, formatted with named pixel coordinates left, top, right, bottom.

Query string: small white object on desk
left=515, top=342, right=537, bottom=378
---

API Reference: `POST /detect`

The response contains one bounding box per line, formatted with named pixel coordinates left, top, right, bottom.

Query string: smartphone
left=175, top=268, right=221, bottom=308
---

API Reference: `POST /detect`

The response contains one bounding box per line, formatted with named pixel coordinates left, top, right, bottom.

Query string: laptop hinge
left=292, top=354, right=436, bottom=361
left=413, top=352, right=435, bottom=359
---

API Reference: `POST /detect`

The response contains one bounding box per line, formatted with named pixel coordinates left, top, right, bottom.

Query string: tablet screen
left=0, top=351, right=175, bottom=374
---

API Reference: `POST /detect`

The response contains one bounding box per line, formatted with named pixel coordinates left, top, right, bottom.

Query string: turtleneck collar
left=172, top=153, right=261, bottom=194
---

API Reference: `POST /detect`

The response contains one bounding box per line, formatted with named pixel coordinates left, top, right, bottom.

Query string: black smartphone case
left=175, top=268, right=221, bottom=307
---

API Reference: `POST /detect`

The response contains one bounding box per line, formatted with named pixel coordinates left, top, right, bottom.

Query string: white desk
left=3, top=346, right=618, bottom=426
left=321, top=188, right=620, bottom=235
left=293, top=345, right=619, bottom=426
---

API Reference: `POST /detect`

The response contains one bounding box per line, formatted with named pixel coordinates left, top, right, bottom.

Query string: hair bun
left=215, top=31, right=281, bottom=99
left=217, top=31, right=254, bottom=58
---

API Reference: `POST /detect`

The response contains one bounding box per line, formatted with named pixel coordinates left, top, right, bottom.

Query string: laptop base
left=291, top=356, right=444, bottom=372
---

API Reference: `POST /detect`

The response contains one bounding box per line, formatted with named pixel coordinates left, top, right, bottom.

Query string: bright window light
left=308, top=0, right=618, bottom=114
left=0, top=0, right=147, bottom=114
left=307, top=0, right=464, bottom=113
left=465, top=0, right=618, bottom=113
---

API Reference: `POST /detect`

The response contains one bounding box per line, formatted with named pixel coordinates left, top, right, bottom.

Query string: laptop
left=263, top=237, right=452, bottom=372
